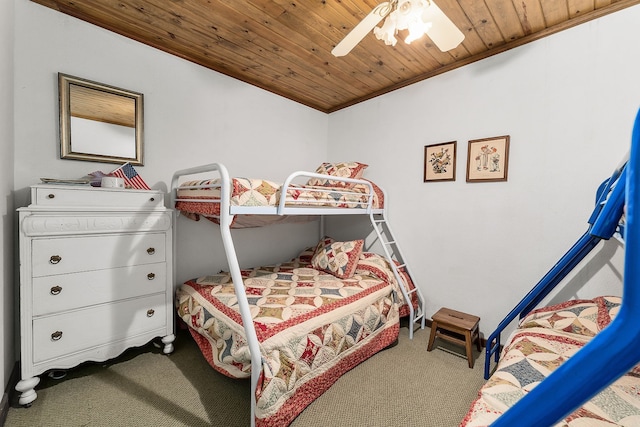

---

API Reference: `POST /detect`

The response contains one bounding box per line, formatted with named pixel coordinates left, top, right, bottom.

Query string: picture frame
left=424, top=141, right=456, bottom=182
left=466, top=135, right=510, bottom=182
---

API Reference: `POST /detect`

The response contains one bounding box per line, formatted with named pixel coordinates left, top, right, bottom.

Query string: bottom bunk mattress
left=176, top=246, right=415, bottom=427
left=461, top=296, right=640, bottom=426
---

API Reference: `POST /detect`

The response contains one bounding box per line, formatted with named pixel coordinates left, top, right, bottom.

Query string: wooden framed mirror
left=59, top=73, right=144, bottom=165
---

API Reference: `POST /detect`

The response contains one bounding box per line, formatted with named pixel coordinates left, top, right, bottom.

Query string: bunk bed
left=170, top=162, right=425, bottom=427
left=461, top=107, right=640, bottom=426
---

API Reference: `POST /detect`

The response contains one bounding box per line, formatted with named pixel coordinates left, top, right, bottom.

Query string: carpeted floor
left=5, top=326, right=486, bottom=427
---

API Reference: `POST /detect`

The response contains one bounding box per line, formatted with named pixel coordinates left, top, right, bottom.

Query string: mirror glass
left=59, top=73, right=144, bottom=165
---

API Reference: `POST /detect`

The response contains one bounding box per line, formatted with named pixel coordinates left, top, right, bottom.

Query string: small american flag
left=109, top=163, right=151, bottom=190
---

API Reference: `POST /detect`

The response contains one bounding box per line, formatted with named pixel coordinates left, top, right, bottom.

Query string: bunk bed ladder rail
left=491, top=107, right=640, bottom=426
left=483, top=162, right=627, bottom=380
left=369, top=212, right=426, bottom=339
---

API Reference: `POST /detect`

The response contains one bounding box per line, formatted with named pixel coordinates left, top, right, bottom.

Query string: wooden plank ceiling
left=32, top=0, right=640, bottom=113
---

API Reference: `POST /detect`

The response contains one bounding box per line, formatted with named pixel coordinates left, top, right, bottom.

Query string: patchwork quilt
left=461, top=296, right=640, bottom=426
left=176, top=248, right=412, bottom=427
left=175, top=177, right=384, bottom=228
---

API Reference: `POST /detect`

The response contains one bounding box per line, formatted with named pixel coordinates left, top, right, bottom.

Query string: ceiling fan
left=332, top=0, right=465, bottom=57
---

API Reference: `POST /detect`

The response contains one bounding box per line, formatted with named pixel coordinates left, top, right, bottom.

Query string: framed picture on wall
left=424, top=141, right=456, bottom=182
left=466, top=135, right=510, bottom=182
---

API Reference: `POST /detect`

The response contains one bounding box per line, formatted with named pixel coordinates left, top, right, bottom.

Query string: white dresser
left=16, top=184, right=175, bottom=406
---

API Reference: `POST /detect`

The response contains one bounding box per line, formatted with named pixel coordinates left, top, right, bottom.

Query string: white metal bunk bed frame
left=170, top=164, right=425, bottom=426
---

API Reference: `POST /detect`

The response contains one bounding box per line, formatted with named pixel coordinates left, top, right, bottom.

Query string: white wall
left=13, top=1, right=328, bottom=285
left=327, top=5, right=640, bottom=335
left=1, top=0, right=15, bottom=401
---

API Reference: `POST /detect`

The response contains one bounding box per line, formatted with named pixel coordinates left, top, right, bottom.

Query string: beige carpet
left=5, top=326, right=486, bottom=427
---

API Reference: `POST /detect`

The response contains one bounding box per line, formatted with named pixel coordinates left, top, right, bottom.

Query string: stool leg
left=427, top=322, right=438, bottom=351
left=465, top=330, right=474, bottom=368
left=475, top=328, right=482, bottom=351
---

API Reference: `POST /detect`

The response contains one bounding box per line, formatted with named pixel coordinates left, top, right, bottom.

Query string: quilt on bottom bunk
left=461, top=296, right=640, bottom=426
left=176, top=248, right=412, bottom=427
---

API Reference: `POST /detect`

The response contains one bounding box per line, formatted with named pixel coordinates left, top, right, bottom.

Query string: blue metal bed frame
left=485, top=107, right=640, bottom=426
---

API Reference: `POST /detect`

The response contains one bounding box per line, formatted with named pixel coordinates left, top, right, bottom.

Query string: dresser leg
left=16, top=376, right=40, bottom=407
left=162, top=334, right=175, bottom=354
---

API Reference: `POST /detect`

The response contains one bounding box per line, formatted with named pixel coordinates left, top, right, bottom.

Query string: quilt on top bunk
left=175, top=161, right=383, bottom=228
left=176, top=177, right=383, bottom=220
left=176, top=244, right=417, bottom=427
left=461, top=296, right=640, bottom=427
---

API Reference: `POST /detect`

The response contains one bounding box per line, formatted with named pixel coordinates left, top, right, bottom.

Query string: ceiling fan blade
left=422, top=1, right=465, bottom=52
left=331, top=2, right=391, bottom=57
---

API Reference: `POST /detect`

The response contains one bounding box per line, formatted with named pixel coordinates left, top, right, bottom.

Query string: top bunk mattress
left=175, top=177, right=385, bottom=227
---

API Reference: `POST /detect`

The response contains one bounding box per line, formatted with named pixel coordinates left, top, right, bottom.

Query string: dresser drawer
left=32, top=233, right=166, bottom=277
left=32, top=293, right=167, bottom=363
left=33, top=185, right=164, bottom=209
left=32, top=263, right=167, bottom=316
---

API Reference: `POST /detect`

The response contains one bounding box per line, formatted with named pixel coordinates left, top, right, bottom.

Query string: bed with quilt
left=461, top=296, right=640, bottom=426
left=174, top=161, right=384, bottom=228
left=176, top=239, right=418, bottom=427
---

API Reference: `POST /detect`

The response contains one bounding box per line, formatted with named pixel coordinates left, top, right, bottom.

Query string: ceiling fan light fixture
left=405, top=20, right=432, bottom=44
left=331, top=0, right=463, bottom=57
left=373, top=12, right=398, bottom=46
left=374, top=0, right=433, bottom=46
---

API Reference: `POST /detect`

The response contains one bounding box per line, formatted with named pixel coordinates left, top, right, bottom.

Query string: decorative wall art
left=466, top=135, right=510, bottom=182
left=424, top=141, right=456, bottom=182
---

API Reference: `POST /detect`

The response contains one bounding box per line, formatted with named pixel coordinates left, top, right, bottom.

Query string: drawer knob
left=147, top=247, right=155, bottom=255
left=147, top=309, right=155, bottom=317
left=47, top=193, right=55, bottom=199
left=149, top=197, right=155, bottom=202
left=49, top=255, right=62, bottom=264
left=147, top=273, right=155, bottom=280
left=51, top=331, right=63, bottom=341
left=50, top=286, right=62, bottom=295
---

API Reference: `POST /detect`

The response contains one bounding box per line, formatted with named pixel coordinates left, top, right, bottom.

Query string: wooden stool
left=427, top=307, right=481, bottom=368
